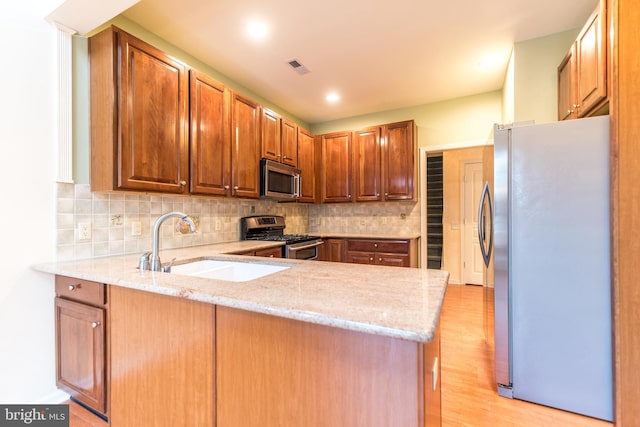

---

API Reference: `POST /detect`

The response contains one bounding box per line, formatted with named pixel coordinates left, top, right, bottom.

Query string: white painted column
left=55, top=23, right=76, bottom=183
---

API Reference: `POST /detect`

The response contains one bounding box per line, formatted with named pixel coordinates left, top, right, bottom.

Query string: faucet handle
left=138, top=251, right=151, bottom=270
left=162, top=257, right=177, bottom=273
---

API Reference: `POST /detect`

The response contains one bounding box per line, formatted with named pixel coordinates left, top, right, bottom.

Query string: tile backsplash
left=56, top=183, right=421, bottom=260
left=55, top=183, right=309, bottom=260
left=309, top=201, right=420, bottom=235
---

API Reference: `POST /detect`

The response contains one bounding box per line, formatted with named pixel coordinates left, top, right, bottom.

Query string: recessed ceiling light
left=326, top=92, right=340, bottom=103
left=246, top=20, right=268, bottom=40
left=478, top=54, right=500, bottom=69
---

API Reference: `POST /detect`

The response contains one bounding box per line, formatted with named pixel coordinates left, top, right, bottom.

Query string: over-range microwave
left=260, top=159, right=301, bottom=201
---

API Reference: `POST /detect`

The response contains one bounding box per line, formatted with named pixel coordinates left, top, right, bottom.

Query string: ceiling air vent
left=288, top=58, right=310, bottom=75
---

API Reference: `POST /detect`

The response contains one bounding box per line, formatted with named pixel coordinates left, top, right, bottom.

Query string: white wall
left=501, top=50, right=515, bottom=124
left=310, top=90, right=502, bottom=148
left=0, top=1, right=59, bottom=403
left=513, top=29, right=579, bottom=123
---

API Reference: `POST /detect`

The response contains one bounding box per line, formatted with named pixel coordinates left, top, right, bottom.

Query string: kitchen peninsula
left=35, top=241, right=448, bottom=427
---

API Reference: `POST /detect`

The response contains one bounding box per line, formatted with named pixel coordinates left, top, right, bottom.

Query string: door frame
left=460, top=160, right=484, bottom=285
left=419, top=142, right=493, bottom=270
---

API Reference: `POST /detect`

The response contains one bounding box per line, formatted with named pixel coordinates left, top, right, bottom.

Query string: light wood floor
left=441, top=284, right=613, bottom=427
left=69, top=283, right=613, bottom=426
left=67, top=400, right=107, bottom=427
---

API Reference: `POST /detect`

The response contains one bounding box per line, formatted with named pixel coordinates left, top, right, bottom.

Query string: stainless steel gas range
left=240, top=215, right=323, bottom=260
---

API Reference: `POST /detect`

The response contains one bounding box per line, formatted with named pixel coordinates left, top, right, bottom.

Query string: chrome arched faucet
left=140, top=212, right=197, bottom=271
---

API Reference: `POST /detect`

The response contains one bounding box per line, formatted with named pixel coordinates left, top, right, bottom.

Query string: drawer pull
left=91, top=322, right=101, bottom=329
left=68, top=284, right=80, bottom=291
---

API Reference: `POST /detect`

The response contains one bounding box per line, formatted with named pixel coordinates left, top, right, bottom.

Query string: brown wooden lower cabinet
left=252, top=246, right=283, bottom=258
left=56, top=279, right=440, bottom=426
left=321, top=238, right=346, bottom=262
left=108, top=286, right=215, bottom=427
left=323, top=237, right=418, bottom=267
left=216, top=306, right=440, bottom=427
left=55, top=276, right=106, bottom=415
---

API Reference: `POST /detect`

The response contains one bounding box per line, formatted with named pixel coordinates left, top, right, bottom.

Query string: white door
left=462, top=161, right=484, bottom=285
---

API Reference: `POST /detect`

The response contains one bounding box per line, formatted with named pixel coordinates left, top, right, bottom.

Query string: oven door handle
left=289, top=240, right=324, bottom=251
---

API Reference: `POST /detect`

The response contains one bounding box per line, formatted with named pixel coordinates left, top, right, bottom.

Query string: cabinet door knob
left=384, top=192, right=389, bottom=197
left=179, top=180, right=187, bottom=186
left=348, top=194, right=352, bottom=199
left=234, top=185, right=239, bottom=190
left=91, top=322, right=101, bottom=329
left=224, top=185, right=230, bottom=190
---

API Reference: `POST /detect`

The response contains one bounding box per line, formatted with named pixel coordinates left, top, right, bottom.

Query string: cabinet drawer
left=347, top=239, right=409, bottom=254
left=55, top=276, right=105, bottom=306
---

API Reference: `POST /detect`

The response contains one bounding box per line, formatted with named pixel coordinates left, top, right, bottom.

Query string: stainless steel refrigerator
left=478, top=115, right=613, bottom=421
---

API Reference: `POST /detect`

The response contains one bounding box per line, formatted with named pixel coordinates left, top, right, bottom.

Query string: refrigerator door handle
left=477, top=181, right=493, bottom=267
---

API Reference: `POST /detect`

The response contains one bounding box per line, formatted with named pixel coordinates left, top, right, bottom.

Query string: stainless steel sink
left=169, top=260, right=289, bottom=282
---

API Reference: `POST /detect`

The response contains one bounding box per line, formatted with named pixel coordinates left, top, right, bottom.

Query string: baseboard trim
left=33, top=389, right=70, bottom=404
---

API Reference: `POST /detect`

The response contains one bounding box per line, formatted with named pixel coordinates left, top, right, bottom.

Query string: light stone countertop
left=33, top=241, right=448, bottom=343
left=309, top=232, right=421, bottom=240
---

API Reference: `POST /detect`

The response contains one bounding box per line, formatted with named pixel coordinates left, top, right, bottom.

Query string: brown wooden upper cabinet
left=353, top=127, right=382, bottom=202
left=189, top=70, right=232, bottom=196
left=382, top=120, right=416, bottom=201
left=231, top=93, right=261, bottom=199
left=297, top=128, right=318, bottom=203
left=321, top=131, right=353, bottom=203
left=261, top=108, right=282, bottom=163
left=281, top=118, right=299, bottom=167
left=261, top=109, right=298, bottom=167
left=558, top=0, right=608, bottom=120
left=90, top=26, right=189, bottom=194
left=352, top=120, right=416, bottom=202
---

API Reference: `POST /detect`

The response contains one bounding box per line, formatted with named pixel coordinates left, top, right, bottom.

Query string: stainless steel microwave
left=260, top=159, right=301, bottom=201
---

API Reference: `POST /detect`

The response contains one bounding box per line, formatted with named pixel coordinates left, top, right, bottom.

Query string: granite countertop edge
left=33, top=241, right=448, bottom=343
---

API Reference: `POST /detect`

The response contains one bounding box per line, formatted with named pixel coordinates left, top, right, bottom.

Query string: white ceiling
left=115, top=0, right=597, bottom=124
